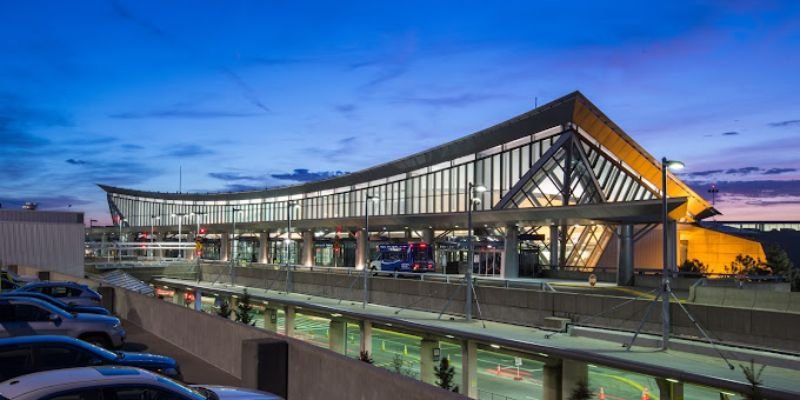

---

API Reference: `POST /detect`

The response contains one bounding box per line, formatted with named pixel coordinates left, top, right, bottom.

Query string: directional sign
left=514, top=357, right=523, bottom=367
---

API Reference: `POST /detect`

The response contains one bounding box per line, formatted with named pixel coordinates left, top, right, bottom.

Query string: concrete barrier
left=691, top=286, right=800, bottom=313
left=111, top=285, right=465, bottom=400
left=193, top=264, right=800, bottom=352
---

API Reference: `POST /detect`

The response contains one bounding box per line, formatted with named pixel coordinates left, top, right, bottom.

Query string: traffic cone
left=598, top=387, right=606, bottom=400
left=641, top=387, right=649, bottom=400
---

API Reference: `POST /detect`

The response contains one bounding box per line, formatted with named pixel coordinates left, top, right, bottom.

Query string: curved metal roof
left=99, top=91, right=715, bottom=220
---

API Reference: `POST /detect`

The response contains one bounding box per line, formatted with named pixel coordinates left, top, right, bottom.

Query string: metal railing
left=477, top=390, right=520, bottom=400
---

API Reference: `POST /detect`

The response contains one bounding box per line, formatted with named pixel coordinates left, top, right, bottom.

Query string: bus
left=369, top=242, right=434, bottom=273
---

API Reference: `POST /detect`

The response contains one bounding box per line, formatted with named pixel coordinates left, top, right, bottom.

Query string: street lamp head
left=471, top=197, right=482, bottom=205
left=473, top=185, right=487, bottom=193
left=662, top=159, right=685, bottom=171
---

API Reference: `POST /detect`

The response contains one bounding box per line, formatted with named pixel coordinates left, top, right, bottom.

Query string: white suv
left=0, top=366, right=282, bottom=400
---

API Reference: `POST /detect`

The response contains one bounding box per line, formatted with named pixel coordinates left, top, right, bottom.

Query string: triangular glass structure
left=498, top=131, right=660, bottom=268
left=500, top=132, right=658, bottom=210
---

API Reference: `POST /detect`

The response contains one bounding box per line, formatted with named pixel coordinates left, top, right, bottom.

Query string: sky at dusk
left=1, top=1, right=799, bottom=225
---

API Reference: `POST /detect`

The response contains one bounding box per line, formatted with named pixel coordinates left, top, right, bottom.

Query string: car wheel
left=80, top=334, right=112, bottom=349
left=370, top=266, right=379, bottom=276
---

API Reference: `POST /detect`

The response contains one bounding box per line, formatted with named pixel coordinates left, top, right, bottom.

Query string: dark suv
left=0, top=335, right=181, bottom=381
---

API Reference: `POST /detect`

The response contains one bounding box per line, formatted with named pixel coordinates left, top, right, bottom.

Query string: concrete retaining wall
left=200, top=265, right=800, bottom=353
left=690, top=286, right=800, bottom=313
left=112, top=287, right=464, bottom=400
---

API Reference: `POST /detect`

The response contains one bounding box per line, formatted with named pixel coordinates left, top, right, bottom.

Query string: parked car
left=0, top=272, right=27, bottom=291
left=0, top=335, right=180, bottom=381
left=0, top=366, right=282, bottom=400
left=0, top=292, right=110, bottom=315
left=14, top=282, right=102, bottom=307
left=0, top=297, right=125, bottom=349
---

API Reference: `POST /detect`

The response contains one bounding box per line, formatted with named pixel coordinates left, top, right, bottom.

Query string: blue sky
left=1, top=1, right=798, bottom=224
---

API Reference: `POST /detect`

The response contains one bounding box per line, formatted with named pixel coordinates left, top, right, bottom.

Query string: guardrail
left=197, top=261, right=557, bottom=292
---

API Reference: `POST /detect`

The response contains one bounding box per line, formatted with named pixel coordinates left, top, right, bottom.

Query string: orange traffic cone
left=641, top=387, right=650, bottom=400
left=598, top=387, right=606, bottom=400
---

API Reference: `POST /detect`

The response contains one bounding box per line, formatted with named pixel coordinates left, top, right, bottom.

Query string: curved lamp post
left=466, top=182, right=487, bottom=321
left=661, top=157, right=684, bottom=349
left=363, top=194, right=379, bottom=309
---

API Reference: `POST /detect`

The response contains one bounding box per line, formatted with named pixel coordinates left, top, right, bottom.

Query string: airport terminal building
left=100, top=92, right=764, bottom=280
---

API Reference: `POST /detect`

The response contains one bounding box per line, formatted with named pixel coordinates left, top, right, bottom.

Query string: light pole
left=171, top=213, right=188, bottom=258
left=230, top=207, right=242, bottom=284
left=118, top=217, right=126, bottom=262
left=466, top=182, right=487, bottom=321
left=363, top=194, right=379, bottom=309
left=661, top=157, right=684, bottom=350
left=284, top=201, right=300, bottom=266
left=150, top=215, right=161, bottom=259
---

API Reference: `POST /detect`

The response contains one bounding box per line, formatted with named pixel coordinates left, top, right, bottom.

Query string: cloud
left=0, top=93, right=70, bottom=150
left=768, top=119, right=800, bottom=128
left=724, top=166, right=760, bottom=175
left=302, top=136, right=359, bottom=163
left=66, top=159, right=89, bottom=165
left=109, top=0, right=270, bottom=114
left=763, top=167, right=797, bottom=175
left=0, top=195, right=92, bottom=210
left=685, top=169, right=724, bottom=178
left=721, top=131, right=739, bottom=136
left=334, top=104, right=358, bottom=118
left=743, top=199, right=800, bottom=207
left=109, top=0, right=170, bottom=40
left=391, top=93, right=505, bottom=108
left=271, top=168, right=348, bottom=182
left=164, top=144, right=215, bottom=158
left=245, top=56, right=310, bottom=66
left=208, top=172, right=266, bottom=181
left=221, top=183, right=265, bottom=192
left=686, top=180, right=800, bottom=198
left=110, top=109, right=260, bottom=119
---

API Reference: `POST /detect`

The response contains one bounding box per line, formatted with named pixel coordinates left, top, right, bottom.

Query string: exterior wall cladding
left=101, top=91, right=764, bottom=273
left=0, top=210, right=85, bottom=277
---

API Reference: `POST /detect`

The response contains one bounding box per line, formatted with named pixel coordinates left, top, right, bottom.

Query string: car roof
left=0, top=335, right=86, bottom=346
left=21, top=281, right=84, bottom=288
left=0, top=367, right=157, bottom=399
left=0, top=292, right=59, bottom=301
left=0, top=297, right=66, bottom=314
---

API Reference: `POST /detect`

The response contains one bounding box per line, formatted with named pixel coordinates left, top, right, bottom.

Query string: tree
left=726, top=254, right=771, bottom=276
left=434, top=357, right=458, bottom=392
left=739, top=360, right=766, bottom=400
left=679, top=259, right=708, bottom=275
left=568, top=380, right=594, bottom=400
left=358, top=350, right=373, bottom=364
left=392, top=354, right=417, bottom=379
left=216, top=300, right=232, bottom=319
left=235, top=290, right=256, bottom=326
left=765, top=244, right=799, bottom=291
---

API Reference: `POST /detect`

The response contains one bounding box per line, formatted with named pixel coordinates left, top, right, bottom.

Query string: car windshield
left=192, top=386, right=219, bottom=400
left=157, top=377, right=209, bottom=400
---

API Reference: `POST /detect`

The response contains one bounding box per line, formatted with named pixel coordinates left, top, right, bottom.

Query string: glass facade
left=106, top=124, right=665, bottom=268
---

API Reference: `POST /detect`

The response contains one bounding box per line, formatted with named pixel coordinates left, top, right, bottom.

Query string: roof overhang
left=188, top=198, right=688, bottom=233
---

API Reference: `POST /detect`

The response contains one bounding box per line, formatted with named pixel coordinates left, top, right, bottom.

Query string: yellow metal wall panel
left=678, top=225, right=766, bottom=274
